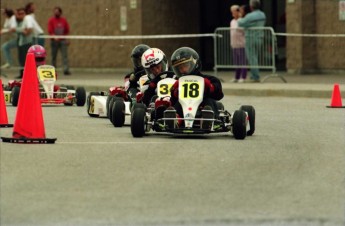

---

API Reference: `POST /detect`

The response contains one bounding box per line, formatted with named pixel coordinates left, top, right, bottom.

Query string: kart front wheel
left=232, top=110, right=247, bottom=140
left=111, top=99, right=125, bottom=127
left=76, top=87, right=86, bottom=106
left=240, top=105, right=255, bottom=136
left=131, top=105, right=146, bottom=137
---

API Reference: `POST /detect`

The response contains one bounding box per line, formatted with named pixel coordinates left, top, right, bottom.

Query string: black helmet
left=171, top=47, right=201, bottom=77
left=131, top=44, right=150, bottom=70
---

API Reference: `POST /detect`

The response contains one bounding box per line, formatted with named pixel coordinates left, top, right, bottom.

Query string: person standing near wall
left=238, top=0, right=266, bottom=82
left=48, top=6, right=71, bottom=75
left=0, top=8, right=17, bottom=69
left=230, top=5, right=247, bottom=83
left=25, top=2, right=45, bottom=46
left=16, top=7, right=34, bottom=79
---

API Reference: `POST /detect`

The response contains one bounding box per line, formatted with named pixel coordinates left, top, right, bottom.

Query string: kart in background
left=86, top=74, right=149, bottom=126
left=87, top=71, right=175, bottom=128
left=130, top=75, right=256, bottom=140
left=3, top=65, right=86, bottom=107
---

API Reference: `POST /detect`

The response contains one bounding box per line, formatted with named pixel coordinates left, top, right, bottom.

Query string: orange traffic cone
left=1, top=53, right=56, bottom=143
left=327, top=83, right=345, bottom=108
left=0, top=79, right=13, bottom=127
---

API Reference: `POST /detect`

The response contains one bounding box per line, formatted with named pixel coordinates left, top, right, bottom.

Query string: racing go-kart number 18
left=131, top=75, right=256, bottom=140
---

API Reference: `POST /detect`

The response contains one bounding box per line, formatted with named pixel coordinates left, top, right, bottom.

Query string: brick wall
left=286, top=0, right=345, bottom=73
left=0, top=0, right=200, bottom=70
left=1, top=0, right=344, bottom=72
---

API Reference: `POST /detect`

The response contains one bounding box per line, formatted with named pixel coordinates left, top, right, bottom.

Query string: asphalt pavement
left=1, top=67, right=345, bottom=99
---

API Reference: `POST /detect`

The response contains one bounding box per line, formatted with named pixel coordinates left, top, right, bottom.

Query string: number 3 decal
left=159, top=84, right=170, bottom=96
left=41, top=70, right=54, bottom=78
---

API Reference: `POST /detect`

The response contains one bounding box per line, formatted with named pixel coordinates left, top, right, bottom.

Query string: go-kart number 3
left=181, top=82, right=199, bottom=98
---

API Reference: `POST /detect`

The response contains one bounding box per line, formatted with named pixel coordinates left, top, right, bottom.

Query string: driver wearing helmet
left=140, top=47, right=175, bottom=107
left=126, top=44, right=150, bottom=100
left=27, top=44, right=47, bottom=67
left=169, top=47, right=224, bottom=127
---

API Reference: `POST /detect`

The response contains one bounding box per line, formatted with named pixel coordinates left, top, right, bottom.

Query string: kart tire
left=111, top=99, right=125, bottom=127
left=109, top=97, right=122, bottom=123
left=87, top=92, right=101, bottom=117
left=106, top=95, right=113, bottom=118
left=131, top=105, right=146, bottom=137
left=131, top=102, right=147, bottom=112
left=76, top=87, right=86, bottom=106
left=11, top=86, right=20, bottom=107
left=216, top=102, right=225, bottom=111
left=232, top=110, right=247, bottom=140
left=240, top=105, right=255, bottom=136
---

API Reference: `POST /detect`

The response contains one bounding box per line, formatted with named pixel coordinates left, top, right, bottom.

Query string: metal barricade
left=213, top=27, right=286, bottom=83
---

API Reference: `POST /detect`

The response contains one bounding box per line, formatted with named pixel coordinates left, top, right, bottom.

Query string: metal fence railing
left=214, top=27, right=286, bottom=83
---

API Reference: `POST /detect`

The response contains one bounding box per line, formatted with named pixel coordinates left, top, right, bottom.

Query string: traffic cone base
left=326, top=83, right=345, bottom=108
left=0, top=124, right=14, bottom=128
left=1, top=137, right=56, bottom=144
left=1, top=52, right=56, bottom=144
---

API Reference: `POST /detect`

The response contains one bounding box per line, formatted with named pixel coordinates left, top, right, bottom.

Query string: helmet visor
left=172, top=57, right=196, bottom=77
left=36, top=57, right=45, bottom=65
left=131, top=56, right=142, bottom=70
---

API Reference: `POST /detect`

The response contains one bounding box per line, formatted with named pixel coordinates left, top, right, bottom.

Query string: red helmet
left=28, top=45, right=46, bottom=66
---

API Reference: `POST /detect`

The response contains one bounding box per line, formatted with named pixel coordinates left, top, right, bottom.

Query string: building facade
left=1, top=0, right=344, bottom=73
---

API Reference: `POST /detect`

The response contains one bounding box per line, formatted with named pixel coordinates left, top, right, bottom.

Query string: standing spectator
left=16, top=7, right=34, bottom=79
left=1, top=8, right=17, bottom=69
left=230, top=5, right=247, bottom=83
left=240, top=4, right=251, bottom=17
left=238, top=0, right=266, bottom=82
left=25, top=2, right=45, bottom=46
left=48, top=6, right=71, bottom=75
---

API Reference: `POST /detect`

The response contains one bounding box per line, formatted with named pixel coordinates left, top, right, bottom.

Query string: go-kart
left=3, top=65, right=86, bottom=107
left=86, top=74, right=149, bottom=127
left=130, top=75, right=255, bottom=140
left=87, top=71, right=176, bottom=128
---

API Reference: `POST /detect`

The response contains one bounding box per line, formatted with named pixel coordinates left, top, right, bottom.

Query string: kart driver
left=125, top=44, right=150, bottom=101
left=140, top=47, right=176, bottom=107
left=169, top=47, right=224, bottom=129
left=28, top=44, right=47, bottom=67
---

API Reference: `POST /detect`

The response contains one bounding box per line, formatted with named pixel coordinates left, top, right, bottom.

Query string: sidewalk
left=1, top=67, right=345, bottom=98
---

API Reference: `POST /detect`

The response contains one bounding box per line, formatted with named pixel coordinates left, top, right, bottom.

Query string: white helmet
left=141, top=48, right=168, bottom=79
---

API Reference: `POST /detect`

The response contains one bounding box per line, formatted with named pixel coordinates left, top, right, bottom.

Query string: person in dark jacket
left=125, top=44, right=150, bottom=103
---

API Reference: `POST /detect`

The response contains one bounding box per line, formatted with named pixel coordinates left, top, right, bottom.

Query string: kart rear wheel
left=106, top=95, right=112, bottom=118
left=11, top=86, right=20, bottom=107
left=131, top=104, right=146, bottom=137
left=109, top=96, right=122, bottom=123
left=76, top=87, right=86, bottom=106
left=87, top=92, right=101, bottom=117
left=232, top=110, right=247, bottom=140
left=240, top=105, right=255, bottom=136
left=111, top=99, right=125, bottom=127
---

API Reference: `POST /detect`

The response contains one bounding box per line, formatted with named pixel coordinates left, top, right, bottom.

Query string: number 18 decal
left=180, top=82, right=200, bottom=99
